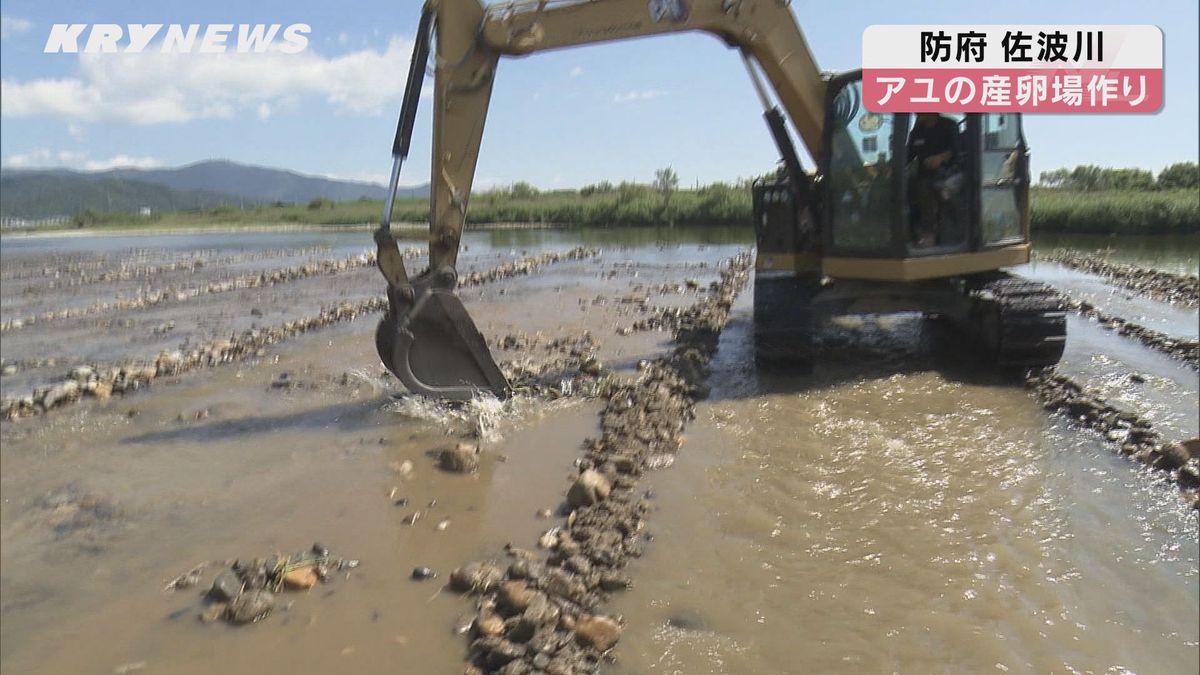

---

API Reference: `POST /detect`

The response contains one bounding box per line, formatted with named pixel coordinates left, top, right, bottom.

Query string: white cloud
left=1, top=148, right=160, bottom=171
left=569, top=66, right=583, bottom=78
left=3, top=149, right=83, bottom=168
left=67, top=123, right=86, bottom=139
left=0, top=15, right=32, bottom=39
left=84, top=155, right=162, bottom=171
left=257, top=103, right=272, bottom=120
left=0, top=37, right=414, bottom=125
left=612, top=89, right=665, bottom=104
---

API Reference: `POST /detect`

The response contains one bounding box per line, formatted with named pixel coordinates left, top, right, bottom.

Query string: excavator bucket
left=375, top=274, right=510, bottom=401
left=371, top=6, right=507, bottom=401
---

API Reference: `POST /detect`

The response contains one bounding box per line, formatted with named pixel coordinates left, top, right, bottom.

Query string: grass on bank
left=10, top=185, right=1199, bottom=235
left=1029, top=188, right=1199, bottom=235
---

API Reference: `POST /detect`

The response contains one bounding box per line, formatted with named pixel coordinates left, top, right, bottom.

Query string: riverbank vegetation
left=1031, top=187, right=1198, bottom=234
left=10, top=163, right=1197, bottom=236
left=1030, top=162, right=1198, bottom=234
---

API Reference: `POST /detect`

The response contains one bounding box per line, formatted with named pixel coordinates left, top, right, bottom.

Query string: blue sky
left=1, top=0, right=1196, bottom=189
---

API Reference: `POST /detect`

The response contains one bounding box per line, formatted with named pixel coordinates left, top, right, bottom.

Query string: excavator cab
left=820, top=73, right=1030, bottom=261
left=753, top=71, right=1063, bottom=369
left=756, top=71, right=1032, bottom=271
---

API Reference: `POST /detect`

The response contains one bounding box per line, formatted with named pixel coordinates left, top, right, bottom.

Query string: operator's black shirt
left=907, top=116, right=961, bottom=173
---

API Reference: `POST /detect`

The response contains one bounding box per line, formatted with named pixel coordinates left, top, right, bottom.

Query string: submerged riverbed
left=1, top=227, right=1196, bottom=674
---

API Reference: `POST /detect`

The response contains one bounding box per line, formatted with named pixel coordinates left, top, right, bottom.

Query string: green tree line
left=1038, top=162, right=1199, bottom=192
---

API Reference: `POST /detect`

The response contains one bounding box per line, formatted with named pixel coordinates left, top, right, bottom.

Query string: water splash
left=343, top=368, right=390, bottom=396
left=385, top=390, right=579, bottom=442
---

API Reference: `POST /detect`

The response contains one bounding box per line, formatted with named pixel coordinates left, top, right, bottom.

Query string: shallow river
left=0, top=227, right=1196, bottom=674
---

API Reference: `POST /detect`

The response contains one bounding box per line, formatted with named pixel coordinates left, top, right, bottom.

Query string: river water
left=0, top=227, right=1196, bottom=674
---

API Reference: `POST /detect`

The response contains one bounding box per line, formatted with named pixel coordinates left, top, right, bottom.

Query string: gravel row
left=0, top=247, right=599, bottom=421
left=1, top=248, right=422, bottom=333
left=0, top=245, right=334, bottom=283
left=1026, top=368, right=1200, bottom=509
left=1056, top=291, right=1200, bottom=368
left=1037, top=250, right=1199, bottom=306
left=447, top=253, right=753, bottom=674
left=16, top=246, right=338, bottom=292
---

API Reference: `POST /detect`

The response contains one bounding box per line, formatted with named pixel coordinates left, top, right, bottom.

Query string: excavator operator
left=907, top=112, right=963, bottom=247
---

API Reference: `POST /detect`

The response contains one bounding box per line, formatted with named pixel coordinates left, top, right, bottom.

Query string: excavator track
left=968, top=273, right=1067, bottom=368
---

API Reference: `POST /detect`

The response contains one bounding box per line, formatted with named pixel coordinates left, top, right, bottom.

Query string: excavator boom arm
left=427, top=0, right=825, bottom=271
left=374, top=0, right=827, bottom=400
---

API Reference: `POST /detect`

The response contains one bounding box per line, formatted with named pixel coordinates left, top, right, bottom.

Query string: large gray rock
left=574, top=614, right=622, bottom=651
left=228, top=589, right=274, bottom=624
left=439, top=443, right=480, bottom=473
left=567, top=469, right=611, bottom=508
left=209, top=570, right=243, bottom=602
left=449, top=561, right=504, bottom=594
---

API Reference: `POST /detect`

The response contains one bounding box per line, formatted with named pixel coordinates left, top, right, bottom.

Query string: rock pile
left=1039, top=251, right=1199, bottom=306
left=457, top=247, right=597, bottom=287
left=1056, top=294, right=1200, bottom=368
left=1, top=248, right=421, bottom=333
left=1, top=248, right=600, bottom=421
left=165, top=543, right=359, bottom=626
left=491, top=331, right=598, bottom=357
left=1027, top=369, right=1200, bottom=508
left=497, top=332, right=611, bottom=398
left=35, top=484, right=123, bottom=538
left=617, top=279, right=727, bottom=335
left=14, top=245, right=334, bottom=290
left=1, top=245, right=336, bottom=283
left=450, top=253, right=751, bottom=674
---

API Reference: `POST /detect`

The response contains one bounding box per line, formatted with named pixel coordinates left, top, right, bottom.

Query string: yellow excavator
left=373, top=0, right=1066, bottom=400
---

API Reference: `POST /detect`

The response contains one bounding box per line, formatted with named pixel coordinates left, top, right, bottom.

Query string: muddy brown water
left=1, top=227, right=1196, bottom=674
left=610, top=310, right=1197, bottom=674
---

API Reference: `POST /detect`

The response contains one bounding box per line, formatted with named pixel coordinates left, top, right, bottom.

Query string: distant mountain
left=105, top=160, right=410, bottom=203
left=0, top=160, right=430, bottom=219
left=0, top=173, right=241, bottom=220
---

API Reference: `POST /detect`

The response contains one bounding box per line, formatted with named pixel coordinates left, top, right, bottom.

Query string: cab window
left=980, top=113, right=1023, bottom=244
left=827, top=81, right=895, bottom=250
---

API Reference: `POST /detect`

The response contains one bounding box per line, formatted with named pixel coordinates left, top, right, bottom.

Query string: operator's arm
left=923, top=117, right=959, bottom=169
left=924, top=151, right=952, bottom=170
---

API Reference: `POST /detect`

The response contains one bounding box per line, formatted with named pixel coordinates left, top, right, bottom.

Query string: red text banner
left=862, top=25, right=1163, bottom=113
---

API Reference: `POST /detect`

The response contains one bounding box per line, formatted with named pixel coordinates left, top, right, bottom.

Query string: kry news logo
left=44, top=24, right=311, bottom=54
